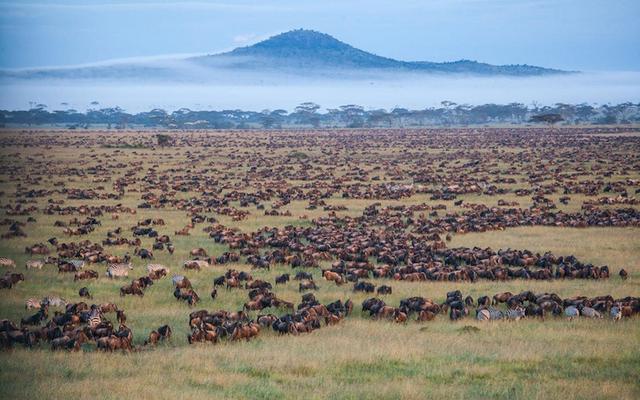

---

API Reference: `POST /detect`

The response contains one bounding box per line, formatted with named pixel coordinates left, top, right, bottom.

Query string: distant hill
left=192, top=29, right=570, bottom=76
left=1, top=29, right=572, bottom=80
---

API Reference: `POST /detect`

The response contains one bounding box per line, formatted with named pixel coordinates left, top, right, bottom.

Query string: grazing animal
left=492, top=292, right=513, bottom=306
left=106, top=263, right=133, bottom=278
left=120, top=283, right=144, bottom=297
left=505, top=307, right=526, bottom=321
left=25, top=260, right=45, bottom=270
left=323, top=270, right=344, bottom=285
left=190, top=248, right=208, bottom=257
left=377, top=285, right=392, bottom=295
left=173, top=275, right=192, bottom=289
left=610, top=306, right=622, bottom=320
left=74, top=270, right=99, bottom=281
left=0, top=258, right=16, bottom=268
left=79, top=287, right=92, bottom=299
left=21, top=306, right=48, bottom=326
left=148, top=269, right=167, bottom=280
left=4, top=272, right=24, bottom=285
left=619, top=269, right=628, bottom=280
left=87, top=308, right=103, bottom=330
left=44, top=296, right=67, bottom=307
left=25, top=297, right=44, bottom=310
left=299, top=280, right=318, bottom=292
left=147, top=264, right=169, bottom=274
left=565, top=306, right=580, bottom=320
left=417, top=310, right=437, bottom=321
left=354, top=281, right=375, bottom=293
left=183, top=260, right=209, bottom=271
left=580, top=306, right=602, bottom=319
left=116, top=310, right=127, bottom=324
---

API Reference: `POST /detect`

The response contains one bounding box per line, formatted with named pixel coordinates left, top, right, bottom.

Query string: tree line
left=1, top=101, right=638, bottom=129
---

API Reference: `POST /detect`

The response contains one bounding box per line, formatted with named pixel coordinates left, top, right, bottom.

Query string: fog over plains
left=1, top=69, right=639, bottom=112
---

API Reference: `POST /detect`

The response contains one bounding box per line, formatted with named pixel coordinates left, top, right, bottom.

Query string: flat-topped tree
left=530, top=113, right=564, bottom=125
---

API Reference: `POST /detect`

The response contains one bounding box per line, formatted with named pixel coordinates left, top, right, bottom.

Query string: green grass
left=0, top=128, right=639, bottom=399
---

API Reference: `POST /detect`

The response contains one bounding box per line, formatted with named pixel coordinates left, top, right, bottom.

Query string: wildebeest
left=79, top=287, right=92, bottom=299
left=354, top=281, right=375, bottom=293
left=619, top=269, right=628, bottom=280
left=377, top=285, right=392, bottom=295
left=275, top=274, right=290, bottom=285
left=120, top=282, right=144, bottom=297
left=145, top=325, right=172, bottom=345
left=323, top=270, right=344, bottom=285
left=21, top=305, right=48, bottom=326
left=298, top=280, right=318, bottom=292
left=74, top=270, right=98, bottom=281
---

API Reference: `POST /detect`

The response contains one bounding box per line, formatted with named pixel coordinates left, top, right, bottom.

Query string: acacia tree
left=338, top=104, right=365, bottom=127
left=530, top=113, right=564, bottom=125
left=294, top=102, right=321, bottom=127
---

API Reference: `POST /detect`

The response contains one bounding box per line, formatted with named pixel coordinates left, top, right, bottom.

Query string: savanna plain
left=0, top=127, right=638, bottom=400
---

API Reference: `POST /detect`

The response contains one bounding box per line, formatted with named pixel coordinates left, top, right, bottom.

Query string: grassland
left=0, top=128, right=638, bottom=400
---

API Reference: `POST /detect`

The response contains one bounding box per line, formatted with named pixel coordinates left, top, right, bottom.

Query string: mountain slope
left=1, top=29, right=572, bottom=80
left=193, top=29, right=570, bottom=76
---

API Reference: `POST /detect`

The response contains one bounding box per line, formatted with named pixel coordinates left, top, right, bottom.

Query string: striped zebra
left=147, top=264, right=169, bottom=274
left=68, top=259, right=85, bottom=270
left=44, top=296, right=67, bottom=307
left=25, top=259, right=45, bottom=270
left=0, top=257, right=16, bottom=268
left=477, top=308, right=504, bottom=321
left=476, top=308, right=491, bottom=321
left=564, top=306, right=580, bottom=319
left=106, top=263, right=133, bottom=278
left=25, top=297, right=43, bottom=310
left=88, top=309, right=103, bottom=330
left=505, top=307, right=526, bottom=321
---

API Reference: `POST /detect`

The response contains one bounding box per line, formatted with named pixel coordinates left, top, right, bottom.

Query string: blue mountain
left=194, top=29, right=570, bottom=76
left=1, top=29, right=571, bottom=80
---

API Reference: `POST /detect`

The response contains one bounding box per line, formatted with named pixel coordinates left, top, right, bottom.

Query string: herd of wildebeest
left=0, top=127, right=638, bottom=352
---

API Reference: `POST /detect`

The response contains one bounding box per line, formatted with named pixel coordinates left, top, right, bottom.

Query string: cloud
left=233, top=34, right=259, bottom=45
left=232, top=32, right=277, bottom=47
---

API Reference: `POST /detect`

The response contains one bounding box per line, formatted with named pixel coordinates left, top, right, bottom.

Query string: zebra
left=565, top=306, right=580, bottom=319
left=610, top=306, right=622, bottom=320
left=489, top=309, right=504, bottom=320
left=476, top=308, right=505, bottom=321
left=476, top=308, right=491, bottom=321
left=68, top=259, right=85, bottom=270
left=580, top=306, right=602, bottom=319
left=147, top=264, right=169, bottom=274
left=106, top=263, right=133, bottom=278
left=87, top=308, right=103, bottom=330
left=25, top=259, right=45, bottom=270
left=505, top=307, right=526, bottom=321
left=44, top=296, right=67, bottom=307
left=25, top=297, right=43, bottom=310
left=0, top=258, right=16, bottom=268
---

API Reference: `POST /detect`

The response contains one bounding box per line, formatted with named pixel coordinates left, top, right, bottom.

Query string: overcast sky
left=0, top=0, right=638, bottom=71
